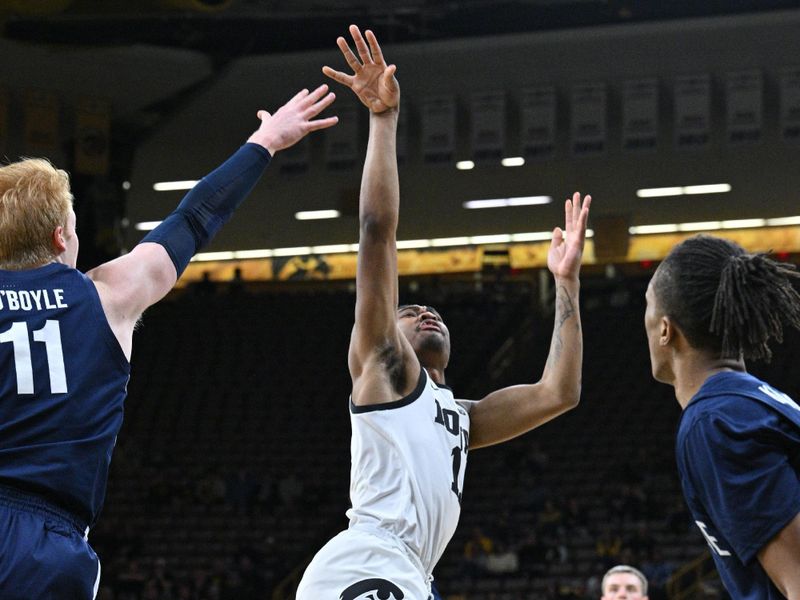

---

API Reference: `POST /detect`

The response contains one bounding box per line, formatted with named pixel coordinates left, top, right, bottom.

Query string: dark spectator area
left=91, top=270, right=799, bottom=600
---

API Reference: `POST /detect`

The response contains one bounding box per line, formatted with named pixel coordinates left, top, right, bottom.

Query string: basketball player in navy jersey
left=0, top=85, right=337, bottom=598
left=296, top=26, right=591, bottom=599
left=645, top=235, right=800, bottom=599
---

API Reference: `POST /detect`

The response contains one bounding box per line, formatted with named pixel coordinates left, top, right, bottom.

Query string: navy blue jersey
left=676, top=371, right=800, bottom=600
left=0, top=263, right=130, bottom=528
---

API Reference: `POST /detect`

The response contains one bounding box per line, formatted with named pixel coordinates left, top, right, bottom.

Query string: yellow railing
left=667, top=551, right=719, bottom=599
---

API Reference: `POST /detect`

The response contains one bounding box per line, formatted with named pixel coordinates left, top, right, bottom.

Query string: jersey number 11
left=0, top=320, right=68, bottom=395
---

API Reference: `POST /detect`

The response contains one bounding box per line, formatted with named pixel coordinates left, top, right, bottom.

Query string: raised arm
left=324, top=26, right=418, bottom=402
left=88, top=85, right=338, bottom=359
left=468, top=193, right=591, bottom=449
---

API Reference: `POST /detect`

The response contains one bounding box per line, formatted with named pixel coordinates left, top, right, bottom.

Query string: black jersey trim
left=350, top=367, right=427, bottom=414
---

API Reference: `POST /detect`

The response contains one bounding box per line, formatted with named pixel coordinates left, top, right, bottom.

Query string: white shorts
left=296, top=527, right=432, bottom=600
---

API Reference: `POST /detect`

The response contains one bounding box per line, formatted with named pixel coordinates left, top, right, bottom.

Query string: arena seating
left=91, top=273, right=799, bottom=599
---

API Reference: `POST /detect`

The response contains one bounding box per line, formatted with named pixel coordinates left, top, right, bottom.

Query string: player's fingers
left=302, top=84, right=330, bottom=106
left=382, top=64, right=397, bottom=86
left=306, top=116, right=339, bottom=132
left=551, top=226, right=564, bottom=248
left=350, top=24, right=373, bottom=64
left=256, top=110, right=271, bottom=121
left=366, top=30, right=386, bottom=66
left=576, top=195, right=592, bottom=241
left=564, top=197, right=573, bottom=236
left=305, top=92, right=336, bottom=117
left=336, top=37, right=362, bottom=73
left=322, top=66, right=354, bottom=87
left=572, top=191, right=582, bottom=221
left=289, top=89, right=309, bottom=104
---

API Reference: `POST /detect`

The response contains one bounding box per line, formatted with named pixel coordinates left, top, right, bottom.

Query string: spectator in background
left=517, top=530, right=549, bottom=575
left=463, top=527, right=494, bottom=575
left=563, top=497, right=589, bottom=538
left=640, top=548, right=676, bottom=591
left=601, top=565, right=649, bottom=600
left=625, top=523, right=655, bottom=560
left=538, top=498, right=564, bottom=536
left=485, top=541, right=520, bottom=575
left=595, top=526, right=623, bottom=566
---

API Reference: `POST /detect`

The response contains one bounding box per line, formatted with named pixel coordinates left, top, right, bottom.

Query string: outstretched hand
left=247, top=84, right=338, bottom=154
left=323, top=25, right=399, bottom=113
left=547, top=192, right=592, bottom=281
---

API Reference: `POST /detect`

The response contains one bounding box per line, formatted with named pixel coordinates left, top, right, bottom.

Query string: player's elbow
left=562, top=388, right=581, bottom=411
left=360, top=212, right=396, bottom=242
left=549, top=381, right=581, bottom=411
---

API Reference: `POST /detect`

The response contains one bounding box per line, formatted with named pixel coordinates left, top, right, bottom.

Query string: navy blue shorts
left=0, top=485, right=100, bottom=599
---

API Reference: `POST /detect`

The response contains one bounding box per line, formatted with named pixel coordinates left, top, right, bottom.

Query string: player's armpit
left=87, top=243, right=178, bottom=358
left=757, top=511, right=800, bottom=599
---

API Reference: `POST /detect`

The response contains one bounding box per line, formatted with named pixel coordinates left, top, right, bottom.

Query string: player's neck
left=425, top=367, right=446, bottom=386
left=673, top=353, right=745, bottom=408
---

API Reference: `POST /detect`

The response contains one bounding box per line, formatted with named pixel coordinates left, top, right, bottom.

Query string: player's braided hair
left=654, top=235, right=800, bottom=362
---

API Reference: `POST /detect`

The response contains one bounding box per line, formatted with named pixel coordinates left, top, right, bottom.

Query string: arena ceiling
left=2, top=0, right=800, bottom=263
left=4, top=0, right=798, bottom=55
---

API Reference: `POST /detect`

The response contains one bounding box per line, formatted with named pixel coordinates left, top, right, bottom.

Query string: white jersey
left=347, top=368, right=470, bottom=575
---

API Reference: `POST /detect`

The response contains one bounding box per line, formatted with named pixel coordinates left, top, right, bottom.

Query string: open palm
left=547, top=192, right=592, bottom=280
left=323, top=25, right=399, bottom=113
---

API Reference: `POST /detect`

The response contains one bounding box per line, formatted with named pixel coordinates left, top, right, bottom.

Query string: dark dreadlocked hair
left=654, top=235, right=800, bottom=362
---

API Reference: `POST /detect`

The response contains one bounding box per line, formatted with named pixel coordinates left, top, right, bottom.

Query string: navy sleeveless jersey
left=676, top=371, right=800, bottom=600
left=0, top=263, right=130, bottom=527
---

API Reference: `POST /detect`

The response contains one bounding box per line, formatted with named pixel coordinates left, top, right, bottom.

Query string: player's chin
left=418, top=334, right=446, bottom=351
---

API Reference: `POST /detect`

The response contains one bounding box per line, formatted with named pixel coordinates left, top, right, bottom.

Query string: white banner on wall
left=726, top=69, right=762, bottom=145
left=674, top=74, right=711, bottom=150
left=780, top=67, right=800, bottom=144
left=571, top=82, right=606, bottom=156
left=622, top=78, right=658, bottom=153
left=422, top=94, right=456, bottom=163
left=470, top=90, right=506, bottom=161
left=325, top=101, right=359, bottom=169
left=520, top=86, right=557, bottom=160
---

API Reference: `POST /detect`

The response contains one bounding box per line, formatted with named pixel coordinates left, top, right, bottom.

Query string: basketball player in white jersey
left=296, top=26, right=591, bottom=600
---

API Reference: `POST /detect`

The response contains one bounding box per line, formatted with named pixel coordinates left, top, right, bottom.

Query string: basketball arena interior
left=1, top=1, right=799, bottom=598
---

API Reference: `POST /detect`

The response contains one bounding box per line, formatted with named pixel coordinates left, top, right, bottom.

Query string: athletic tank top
left=347, top=368, right=470, bottom=575
left=0, top=263, right=130, bottom=527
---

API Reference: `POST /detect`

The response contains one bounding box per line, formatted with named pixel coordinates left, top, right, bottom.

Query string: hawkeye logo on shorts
left=340, top=579, right=404, bottom=600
